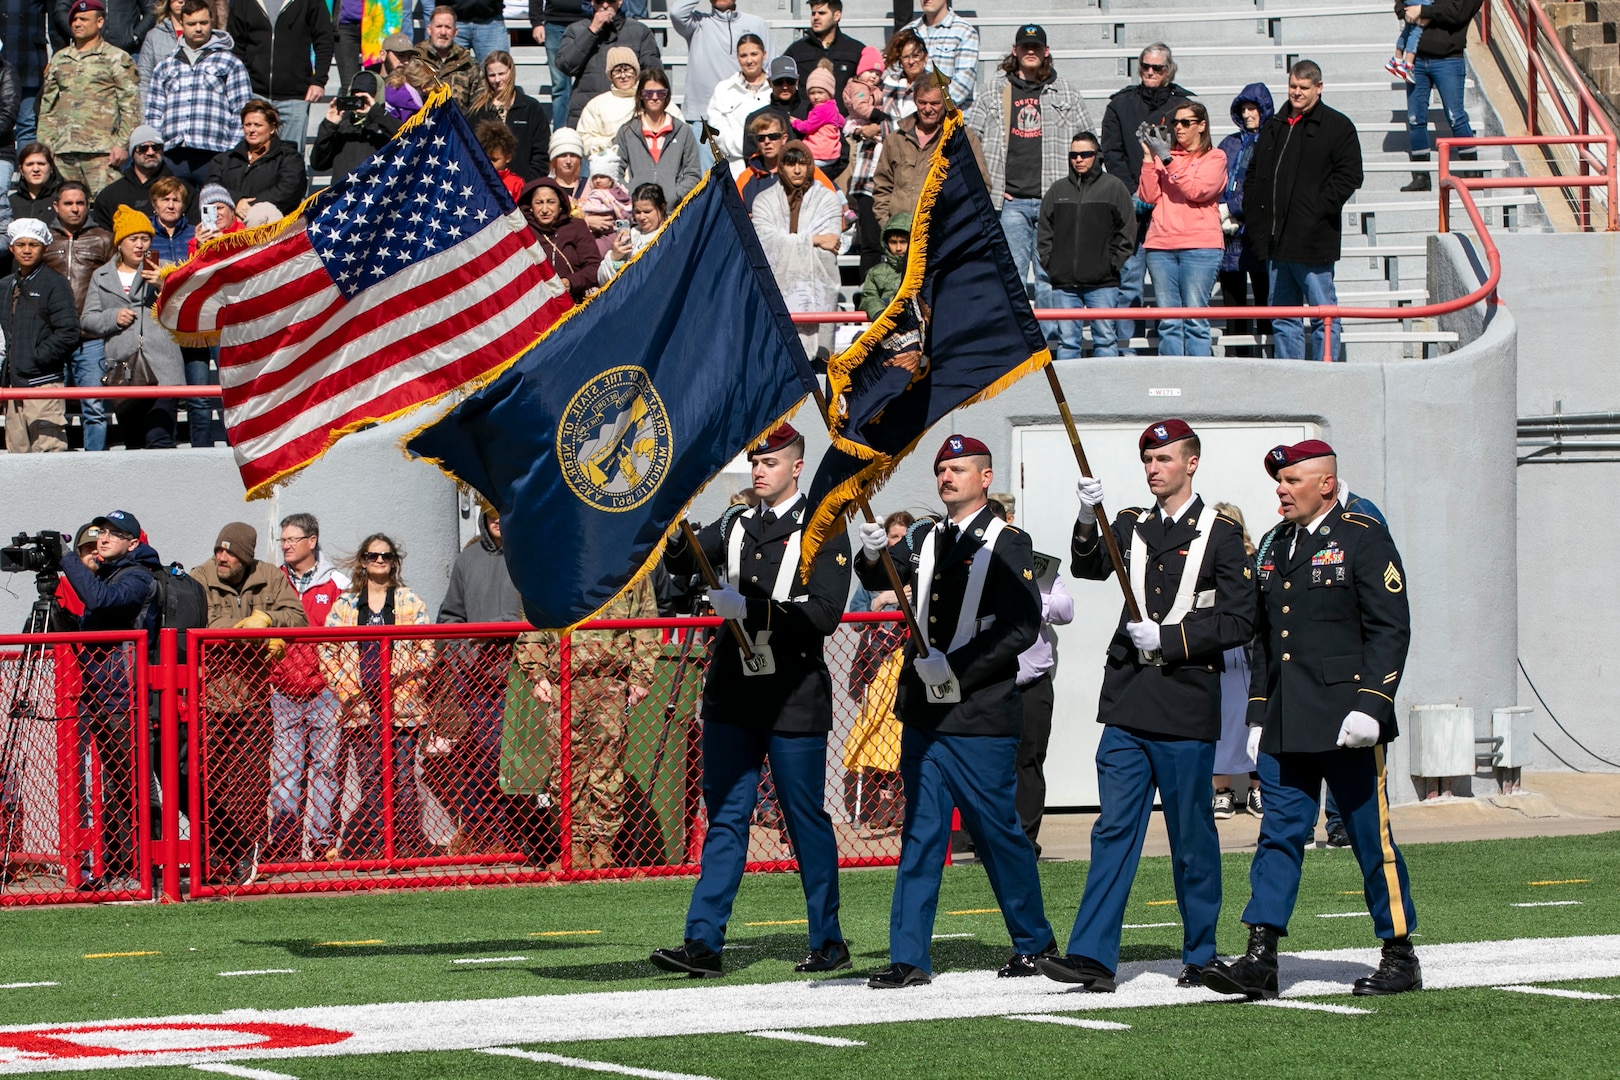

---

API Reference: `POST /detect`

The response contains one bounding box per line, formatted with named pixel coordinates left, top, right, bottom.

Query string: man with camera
left=59, top=508, right=163, bottom=891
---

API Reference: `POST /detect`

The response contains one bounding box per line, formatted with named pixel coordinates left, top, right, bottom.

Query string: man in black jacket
left=529, top=0, right=592, bottom=132
left=228, top=0, right=334, bottom=153
left=854, top=434, right=1055, bottom=989
left=1037, top=131, right=1133, bottom=358
left=1396, top=0, right=1481, bottom=192
left=92, top=125, right=200, bottom=231
left=1, top=217, right=80, bottom=452
left=1243, top=60, right=1363, bottom=361
left=1204, top=440, right=1419, bottom=1000
left=783, top=0, right=865, bottom=102
left=555, top=0, right=661, bottom=128
left=1098, top=42, right=1194, bottom=355
left=649, top=425, right=852, bottom=979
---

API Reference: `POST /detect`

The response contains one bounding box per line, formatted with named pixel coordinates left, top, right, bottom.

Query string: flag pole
left=1044, top=365, right=1143, bottom=621
left=677, top=520, right=761, bottom=665
left=807, top=386, right=930, bottom=653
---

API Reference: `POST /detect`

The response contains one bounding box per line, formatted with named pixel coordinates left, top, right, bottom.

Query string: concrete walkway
left=994, top=772, right=1620, bottom=864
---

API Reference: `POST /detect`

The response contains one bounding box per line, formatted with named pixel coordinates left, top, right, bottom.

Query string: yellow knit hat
left=112, top=204, right=154, bottom=248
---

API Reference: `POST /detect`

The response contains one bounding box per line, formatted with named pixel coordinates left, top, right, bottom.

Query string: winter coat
left=413, top=40, right=478, bottom=110
left=613, top=113, right=702, bottom=206
left=467, top=88, right=551, bottom=181
left=1216, top=83, right=1274, bottom=273
left=0, top=264, right=79, bottom=386
left=872, top=115, right=988, bottom=225
left=966, top=72, right=1092, bottom=204
left=60, top=542, right=162, bottom=711
left=1242, top=99, right=1364, bottom=265
left=310, top=101, right=402, bottom=182
left=1138, top=145, right=1227, bottom=251
left=207, top=137, right=308, bottom=215
left=189, top=556, right=310, bottom=713
left=519, top=175, right=602, bottom=302
left=321, top=586, right=435, bottom=728
left=137, top=16, right=181, bottom=102
left=1100, top=80, right=1197, bottom=189
left=1396, top=0, right=1481, bottom=59
left=43, top=221, right=113, bottom=317
left=784, top=26, right=866, bottom=102
left=792, top=100, right=847, bottom=164
left=858, top=211, right=910, bottom=321
left=669, top=0, right=774, bottom=120
left=1037, top=166, right=1135, bottom=289
left=79, top=259, right=186, bottom=389
left=228, top=0, right=335, bottom=100
left=706, top=72, right=771, bottom=161
left=93, top=161, right=201, bottom=232
left=577, top=84, right=644, bottom=155
left=0, top=59, right=18, bottom=165
left=555, top=12, right=662, bottom=128
left=150, top=215, right=195, bottom=266
left=271, top=555, right=350, bottom=699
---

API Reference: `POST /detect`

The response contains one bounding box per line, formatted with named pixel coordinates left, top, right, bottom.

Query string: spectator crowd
left=0, top=0, right=1478, bottom=451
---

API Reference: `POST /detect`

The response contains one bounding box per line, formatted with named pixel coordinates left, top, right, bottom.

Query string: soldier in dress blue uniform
left=854, top=434, right=1056, bottom=989
left=648, top=424, right=854, bottom=977
left=1204, top=439, right=1420, bottom=999
left=1039, top=419, right=1256, bottom=991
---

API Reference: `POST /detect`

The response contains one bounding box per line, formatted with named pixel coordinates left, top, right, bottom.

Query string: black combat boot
left=1353, top=938, right=1423, bottom=995
left=1202, top=925, right=1280, bottom=999
left=1401, top=154, right=1431, bottom=192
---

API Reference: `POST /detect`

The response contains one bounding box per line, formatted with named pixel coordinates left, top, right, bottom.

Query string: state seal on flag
left=557, top=365, right=673, bottom=512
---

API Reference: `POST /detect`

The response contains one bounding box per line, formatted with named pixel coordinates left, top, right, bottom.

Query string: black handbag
left=102, top=289, right=158, bottom=388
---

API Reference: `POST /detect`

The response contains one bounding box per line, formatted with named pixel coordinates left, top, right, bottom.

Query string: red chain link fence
left=166, top=614, right=906, bottom=900
left=0, top=631, right=151, bottom=906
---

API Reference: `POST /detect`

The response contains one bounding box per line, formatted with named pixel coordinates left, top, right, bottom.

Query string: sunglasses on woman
left=641, top=89, right=669, bottom=100
left=363, top=551, right=395, bottom=562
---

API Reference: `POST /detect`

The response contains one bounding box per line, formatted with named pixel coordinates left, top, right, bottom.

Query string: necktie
left=759, top=508, right=776, bottom=528
left=939, top=522, right=958, bottom=553
left=1162, top=513, right=1175, bottom=535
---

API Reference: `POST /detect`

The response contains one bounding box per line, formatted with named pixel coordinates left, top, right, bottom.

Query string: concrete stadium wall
left=0, top=416, right=464, bottom=629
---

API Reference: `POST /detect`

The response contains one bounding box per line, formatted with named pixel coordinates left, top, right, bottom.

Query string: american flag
left=157, top=91, right=572, bottom=497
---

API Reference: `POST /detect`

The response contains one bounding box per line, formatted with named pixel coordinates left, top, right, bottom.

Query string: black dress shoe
left=1176, top=963, right=1208, bottom=988
left=649, top=942, right=723, bottom=978
left=867, top=962, right=931, bottom=989
left=1352, top=938, right=1422, bottom=996
left=1203, top=926, right=1280, bottom=1000
left=795, top=940, right=852, bottom=973
left=1034, top=954, right=1116, bottom=992
left=998, top=940, right=1059, bottom=978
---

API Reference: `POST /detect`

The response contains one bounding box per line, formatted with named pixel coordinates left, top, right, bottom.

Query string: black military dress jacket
left=1071, top=497, right=1256, bottom=741
left=1246, top=503, right=1412, bottom=753
left=665, top=494, right=851, bottom=734
left=855, top=505, right=1041, bottom=737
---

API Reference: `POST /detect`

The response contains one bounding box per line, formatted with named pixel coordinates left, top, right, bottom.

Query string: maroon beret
left=1139, top=418, right=1195, bottom=455
left=68, top=0, right=105, bottom=13
left=749, top=422, right=801, bottom=457
left=935, top=433, right=991, bottom=467
left=1265, top=438, right=1336, bottom=478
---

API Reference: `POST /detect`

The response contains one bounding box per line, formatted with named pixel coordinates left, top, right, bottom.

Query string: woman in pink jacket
left=1138, top=101, right=1227, bottom=355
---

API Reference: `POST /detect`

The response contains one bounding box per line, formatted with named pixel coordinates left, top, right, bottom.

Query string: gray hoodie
left=438, top=519, right=523, bottom=624
left=668, top=0, right=775, bottom=122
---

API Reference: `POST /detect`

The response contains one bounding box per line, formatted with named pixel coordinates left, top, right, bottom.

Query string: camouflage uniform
left=515, top=577, right=660, bottom=869
left=413, top=41, right=478, bottom=111
left=37, top=40, right=143, bottom=199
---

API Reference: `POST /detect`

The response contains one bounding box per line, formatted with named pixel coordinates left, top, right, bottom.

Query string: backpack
left=153, top=564, right=209, bottom=663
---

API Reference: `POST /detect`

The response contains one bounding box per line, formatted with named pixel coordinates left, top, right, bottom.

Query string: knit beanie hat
left=856, top=45, right=883, bottom=76
left=806, top=65, right=836, bottom=98
left=605, top=46, right=638, bottom=76
left=127, top=123, right=163, bottom=151
left=112, top=205, right=154, bottom=248
left=549, top=127, right=585, bottom=160
left=199, top=183, right=234, bottom=210
left=214, top=522, right=258, bottom=566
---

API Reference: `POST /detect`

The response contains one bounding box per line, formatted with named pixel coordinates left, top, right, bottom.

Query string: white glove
left=1246, top=725, right=1262, bottom=764
left=1126, top=620, right=1161, bottom=651
left=858, top=521, right=888, bottom=560
left=913, top=650, right=955, bottom=689
left=708, top=582, right=747, bottom=621
left=1076, top=476, right=1104, bottom=523
left=1336, top=710, right=1381, bottom=748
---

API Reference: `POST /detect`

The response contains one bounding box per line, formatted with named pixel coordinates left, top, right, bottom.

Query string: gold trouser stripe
left=1372, top=745, right=1408, bottom=939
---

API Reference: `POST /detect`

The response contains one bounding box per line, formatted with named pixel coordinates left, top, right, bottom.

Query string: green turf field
left=3, top=833, right=1618, bottom=1078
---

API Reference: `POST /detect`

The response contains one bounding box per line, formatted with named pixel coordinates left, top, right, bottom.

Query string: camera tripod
left=0, top=571, right=63, bottom=893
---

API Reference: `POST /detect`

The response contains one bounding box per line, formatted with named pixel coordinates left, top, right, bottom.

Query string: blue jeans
left=268, top=689, right=342, bottom=854
left=1144, top=247, right=1221, bottom=356
left=456, top=19, right=509, bottom=66
left=14, top=93, right=35, bottom=148
left=1114, top=241, right=1148, bottom=354
left=68, top=338, right=107, bottom=451
left=270, top=99, right=312, bottom=155
left=1406, top=54, right=1473, bottom=156
left=544, top=22, right=571, bottom=130
left=998, top=196, right=1051, bottom=313
left=184, top=349, right=218, bottom=447
left=1269, top=260, right=1341, bottom=361
left=1050, top=285, right=1119, bottom=358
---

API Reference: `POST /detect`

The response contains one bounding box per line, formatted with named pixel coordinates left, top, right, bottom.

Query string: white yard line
left=1251, top=1000, right=1372, bottom=1015
left=1496, top=984, right=1614, bottom=1000
left=217, top=972, right=297, bottom=978
left=0, top=984, right=56, bottom=991
left=744, top=1031, right=865, bottom=1047
left=190, top=1065, right=299, bottom=1080
left=452, top=957, right=528, bottom=965
left=479, top=1047, right=718, bottom=1079
left=931, top=934, right=974, bottom=940
left=1511, top=901, right=1583, bottom=908
left=3, top=935, right=1620, bottom=1073
left=1315, top=912, right=1372, bottom=919
left=1003, top=1014, right=1131, bottom=1031
left=1122, top=923, right=1180, bottom=929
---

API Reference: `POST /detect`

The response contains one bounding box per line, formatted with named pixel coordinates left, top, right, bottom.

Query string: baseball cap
left=1014, top=23, right=1046, bottom=47
left=91, top=510, right=142, bottom=538
left=768, top=56, right=799, bottom=83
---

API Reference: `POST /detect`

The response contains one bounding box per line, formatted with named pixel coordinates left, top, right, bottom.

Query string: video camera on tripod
left=0, top=531, right=64, bottom=578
